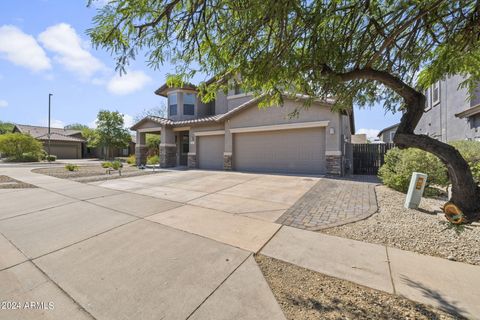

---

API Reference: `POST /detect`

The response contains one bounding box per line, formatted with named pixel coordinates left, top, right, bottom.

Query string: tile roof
left=14, top=124, right=85, bottom=142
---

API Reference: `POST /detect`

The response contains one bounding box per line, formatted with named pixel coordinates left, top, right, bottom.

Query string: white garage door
left=198, top=135, right=225, bottom=170
left=234, top=128, right=326, bottom=174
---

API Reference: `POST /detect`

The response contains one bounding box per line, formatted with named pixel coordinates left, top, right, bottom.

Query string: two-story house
left=415, top=75, right=480, bottom=141
left=131, top=80, right=354, bottom=175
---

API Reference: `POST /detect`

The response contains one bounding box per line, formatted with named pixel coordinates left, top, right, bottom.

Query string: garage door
left=48, top=143, right=80, bottom=159
left=233, top=128, right=326, bottom=174
left=198, top=135, right=224, bottom=170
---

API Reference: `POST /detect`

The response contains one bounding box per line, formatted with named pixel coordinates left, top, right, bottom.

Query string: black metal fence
left=352, top=143, right=395, bottom=175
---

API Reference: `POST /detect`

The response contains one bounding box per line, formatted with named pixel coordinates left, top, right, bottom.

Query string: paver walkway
left=276, top=176, right=379, bottom=230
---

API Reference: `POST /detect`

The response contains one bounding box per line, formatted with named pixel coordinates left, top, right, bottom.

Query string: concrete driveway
left=0, top=167, right=319, bottom=320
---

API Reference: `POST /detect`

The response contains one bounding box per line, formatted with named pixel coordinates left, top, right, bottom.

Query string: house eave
left=455, top=104, right=480, bottom=119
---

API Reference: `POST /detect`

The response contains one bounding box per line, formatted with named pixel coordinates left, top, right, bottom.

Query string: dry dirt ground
left=256, top=255, right=462, bottom=320
left=323, top=186, right=480, bottom=266
left=0, top=175, right=36, bottom=188
left=32, top=165, right=160, bottom=183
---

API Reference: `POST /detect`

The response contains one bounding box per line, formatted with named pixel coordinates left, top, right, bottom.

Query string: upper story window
left=424, top=89, right=432, bottom=111
left=168, top=93, right=177, bottom=116
left=432, top=81, right=440, bottom=106
left=234, top=83, right=244, bottom=95
left=184, top=93, right=195, bottom=115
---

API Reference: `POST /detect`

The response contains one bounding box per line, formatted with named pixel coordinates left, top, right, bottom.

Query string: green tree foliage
left=88, top=0, right=480, bottom=216
left=0, top=121, right=14, bottom=134
left=94, top=110, right=131, bottom=159
left=81, top=127, right=99, bottom=148
left=146, top=134, right=160, bottom=156
left=0, top=133, right=44, bottom=162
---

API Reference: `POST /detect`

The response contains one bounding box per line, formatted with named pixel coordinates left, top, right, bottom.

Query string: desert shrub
left=126, top=154, right=136, bottom=165
left=65, top=164, right=78, bottom=172
left=101, top=161, right=112, bottom=168
left=378, top=147, right=449, bottom=194
left=111, top=160, right=123, bottom=170
left=450, top=140, right=480, bottom=183
left=46, top=155, right=57, bottom=162
left=450, top=140, right=480, bottom=163
left=0, top=133, right=43, bottom=161
left=147, top=155, right=159, bottom=165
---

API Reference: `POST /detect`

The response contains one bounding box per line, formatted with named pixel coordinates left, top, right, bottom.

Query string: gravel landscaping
left=323, top=185, right=480, bottom=266
left=0, top=175, right=36, bottom=188
left=32, top=165, right=161, bottom=183
left=256, top=255, right=459, bottom=320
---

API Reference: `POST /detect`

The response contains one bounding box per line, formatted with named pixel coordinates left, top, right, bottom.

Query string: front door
left=179, top=132, right=189, bottom=166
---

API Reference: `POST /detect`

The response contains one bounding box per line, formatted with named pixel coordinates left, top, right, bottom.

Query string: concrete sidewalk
left=261, top=226, right=480, bottom=319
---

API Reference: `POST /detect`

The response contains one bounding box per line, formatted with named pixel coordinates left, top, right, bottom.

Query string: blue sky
left=0, top=0, right=400, bottom=138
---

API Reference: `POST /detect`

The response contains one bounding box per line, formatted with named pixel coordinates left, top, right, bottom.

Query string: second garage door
left=233, top=128, right=326, bottom=174
left=198, top=135, right=225, bottom=170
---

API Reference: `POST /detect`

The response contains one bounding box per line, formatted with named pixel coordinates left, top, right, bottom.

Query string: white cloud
left=0, top=25, right=51, bottom=72
left=39, top=118, right=65, bottom=128
left=0, top=100, right=8, bottom=107
left=356, top=128, right=380, bottom=141
left=88, top=119, right=97, bottom=129
left=123, top=114, right=134, bottom=129
left=38, top=23, right=104, bottom=78
left=107, top=70, right=151, bottom=95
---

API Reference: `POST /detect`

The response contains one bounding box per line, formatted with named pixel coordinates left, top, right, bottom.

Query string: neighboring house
left=13, top=124, right=85, bottom=159
left=351, top=134, right=367, bottom=144
left=416, top=75, right=480, bottom=141
left=377, top=123, right=399, bottom=143
left=12, top=124, right=136, bottom=159
left=131, top=80, right=354, bottom=175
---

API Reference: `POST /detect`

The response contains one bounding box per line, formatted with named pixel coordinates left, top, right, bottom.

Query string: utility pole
left=48, top=93, right=53, bottom=160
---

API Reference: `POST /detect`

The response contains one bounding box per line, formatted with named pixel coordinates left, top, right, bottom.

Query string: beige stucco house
left=13, top=124, right=85, bottom=159
left=131, top=81, right=354, bottom=175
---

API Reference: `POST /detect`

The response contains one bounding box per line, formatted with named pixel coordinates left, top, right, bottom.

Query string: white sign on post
left=404, top=172, right=428, bottom=209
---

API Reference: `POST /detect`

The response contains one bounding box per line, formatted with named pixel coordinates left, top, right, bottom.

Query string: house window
left=184, top=93, right=195, bottom=115
left=432, top=81, right=440, bottom=106
left=234, top=83, right=244, bottom=95
left=390, top=131, right=396, bottom=142
left=424, top=89, right=431, bottom=111
left=168, top=93, right=177, bottom=116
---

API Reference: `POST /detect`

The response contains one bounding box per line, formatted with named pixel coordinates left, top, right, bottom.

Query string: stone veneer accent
left=188, top=154, right=197, bottom=169
left=326, top=155, right=343, bottom=175
left=135, top=146, right=148, bottom=166
left=223, top=153, right=232, bottom=170
left=160, top=146, right=177, bottom=168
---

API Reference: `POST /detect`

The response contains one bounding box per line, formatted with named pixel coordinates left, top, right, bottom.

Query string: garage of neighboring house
left=12, top=124, right=86, bottom=159
left=233, top=127, right=326, bottom=174
left=46, top=139, right=83, bottom=159
left=198, top=134, right=225, bottom=170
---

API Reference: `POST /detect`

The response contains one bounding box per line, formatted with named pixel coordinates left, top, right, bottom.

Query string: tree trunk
left=394, top=96, right=480, bottom=221
left=327, top=66, right=480, bottom=221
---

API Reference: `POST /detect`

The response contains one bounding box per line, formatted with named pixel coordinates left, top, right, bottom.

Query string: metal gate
left=353, top=143, right=395, bottom=175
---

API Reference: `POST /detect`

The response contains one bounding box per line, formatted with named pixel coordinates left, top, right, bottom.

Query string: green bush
left=126, top=154, right=136, bottom=165
left=147, top=155, right=159, bottom=165
left=65, top=164, right=78, bottom=172
left=0, top=133, right=43, bottom=162
left=450, top=140, right=480, bottom=183
left=101, top=161, right=112, bottom=168
left=378, top=147, right=449, bottom=194
left=111, top=160, right=123, bottom=170
left=46, top=155, right=57, bottom=162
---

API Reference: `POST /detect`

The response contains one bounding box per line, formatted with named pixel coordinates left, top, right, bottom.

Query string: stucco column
left=159, top=125, right=177, bottom=167
left=325, top=114, right=343, bottom=175
left=223, top=120, right=233, bottom=170
left=187, top=130, right=197, bottom=169
left=135, top=132, right=147, bottom=166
